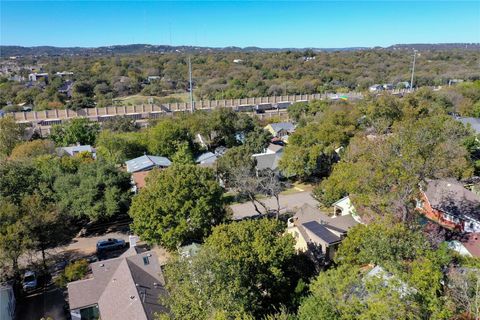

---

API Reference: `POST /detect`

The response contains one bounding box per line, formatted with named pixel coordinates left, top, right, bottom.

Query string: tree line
left=1, top=48, right=479, bottom=111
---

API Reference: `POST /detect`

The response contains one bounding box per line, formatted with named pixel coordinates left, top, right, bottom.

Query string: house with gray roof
left=264, top=122, right=296, bottom=139
left=286, top=203, right=359, bottom=264
left=67, top=248, right=168, bottom=320
left=57, top=145, right=96, bottom=158
left=417, top=179, right=480, bottom=233
left=252, top=143, right=284, bottom=172
left=195, top=152, right=218, bottom=166
left=125, top=155, right=172, bottom=173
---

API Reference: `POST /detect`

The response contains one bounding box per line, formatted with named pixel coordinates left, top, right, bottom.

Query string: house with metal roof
left=195, top=152, right=218, bottom=166
left=67, top=247, right=168, bottom=320
left=286, top=203, right=359, bottom=264
left=125, top=155, right=172, bottom=173
left=57, top=145, right=96, bottom=158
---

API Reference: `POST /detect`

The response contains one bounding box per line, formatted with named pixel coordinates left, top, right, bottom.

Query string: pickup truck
left=96, top=238, right=126, bottom=253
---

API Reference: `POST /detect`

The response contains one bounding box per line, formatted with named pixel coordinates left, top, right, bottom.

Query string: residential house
left=55, top=71, right=74, bottom=77
left=362, top=265, right=415, bottom=298
left=368, top=84, right=384, bottom=93
left=0, top=283, right=15, bottom=320
left=125, top=155, right=172, bottom=173
left=28, top=72, right=48, bottom=82
left=286, top=204, right=359, bottom=263
left=252, top=143, right=284, bottom=173
left=57, top=145, right=96, bottom=158
left=264, top=122, right=296, bottom=140
left=126, top=155, right=172, bottom=192
left=58, top=80, right=75, bottom=98
left=67, top=247, right=168, bottom=320
left=447, top=233, right=480, bottom=258
left=195, top=152, right=218, bottom=167
left=416, top=179, right=480, bottom=233
left=332, top=196, right=362, bottom=224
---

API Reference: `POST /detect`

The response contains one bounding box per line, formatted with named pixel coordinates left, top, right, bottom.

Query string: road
left=229, top=191, right=318, bottom=220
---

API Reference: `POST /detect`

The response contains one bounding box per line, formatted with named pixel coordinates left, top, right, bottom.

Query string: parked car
left=22, top=271, right=37, bottom=291
left=96, top=238, right=126, bottom=253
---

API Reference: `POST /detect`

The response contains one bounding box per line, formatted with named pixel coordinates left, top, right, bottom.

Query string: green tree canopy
left=9, top=139, right=56, bottom=160
left=163, top=219, right=298, bottom=319
left=0, top=116, right=24, bottom=158
left=50, top=118, right=100, bottom=146
left=53, top=160, right=132, bottom=221
left=129, top=164, right=227, bottom=250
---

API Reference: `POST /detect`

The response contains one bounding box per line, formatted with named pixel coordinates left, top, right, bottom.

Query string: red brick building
left=416, top=179, right=480, bottom=233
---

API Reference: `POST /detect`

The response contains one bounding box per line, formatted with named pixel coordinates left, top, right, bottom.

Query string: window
left=143, top=256, right=150, bottom=265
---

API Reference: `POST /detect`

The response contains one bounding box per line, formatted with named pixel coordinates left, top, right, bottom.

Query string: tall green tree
left=50, top=118, right=100, bottom=146
left=147, top=118, right=196, bottom=158
left=53, top=160, right=132, bottom=221
left=0, top=116, right=24, bottom=158
left=163, top=219, right=297, bottom=319
left=129, top=164, right=227, bottom=250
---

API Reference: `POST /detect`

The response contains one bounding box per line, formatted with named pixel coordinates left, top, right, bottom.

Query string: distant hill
left=0, top=43, right=478, bottom=57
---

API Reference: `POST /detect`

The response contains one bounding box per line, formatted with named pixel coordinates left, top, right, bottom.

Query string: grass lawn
left=114, top=93, right=190, bottom=105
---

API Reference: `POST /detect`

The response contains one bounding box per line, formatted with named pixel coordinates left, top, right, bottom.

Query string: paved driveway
left=229, top=191, right=317, bottom=220
left=16, top=283, right=67, bottom=320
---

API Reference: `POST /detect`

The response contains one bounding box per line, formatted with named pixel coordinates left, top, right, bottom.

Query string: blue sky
left=1, top=1, right=479, bottom=48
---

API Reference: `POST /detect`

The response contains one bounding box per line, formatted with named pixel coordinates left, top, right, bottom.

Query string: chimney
left=129, top=235, right=139, bottom=247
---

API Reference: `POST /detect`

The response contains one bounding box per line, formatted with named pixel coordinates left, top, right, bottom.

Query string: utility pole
left=188, top=56, right=194, bottom=112
left=410, top=50, right=417, bottom=91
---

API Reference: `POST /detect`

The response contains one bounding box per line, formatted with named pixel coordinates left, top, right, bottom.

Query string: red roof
left=463, top=233, right=480, bottom=257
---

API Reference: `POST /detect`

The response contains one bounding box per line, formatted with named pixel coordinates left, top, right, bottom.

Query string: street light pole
left=410, top=50, right=417, bottom=91
left=188, top=56, right=194, bottom=112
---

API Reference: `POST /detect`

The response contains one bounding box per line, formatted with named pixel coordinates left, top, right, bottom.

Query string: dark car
left=96, top=238, right=126, bottom=253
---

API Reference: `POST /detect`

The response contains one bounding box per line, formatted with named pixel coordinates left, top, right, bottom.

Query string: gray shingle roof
left=269, top=122, right=295, bottom=135
left=424, top=179, right=480, bottom=220
left=67, top=250, right=168, bottom=320
left=125, top=155, right=172, bottom=173
left=295, top=204, right=359, bottom=232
